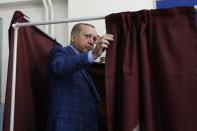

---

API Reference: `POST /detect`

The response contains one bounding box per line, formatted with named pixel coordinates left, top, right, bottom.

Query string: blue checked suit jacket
left=47, top=44, right=100, bottom=131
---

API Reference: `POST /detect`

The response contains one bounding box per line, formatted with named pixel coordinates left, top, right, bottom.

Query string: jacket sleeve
left=49, top=45, right=90, bottom=76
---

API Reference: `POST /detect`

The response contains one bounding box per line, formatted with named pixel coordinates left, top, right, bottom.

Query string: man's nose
left=89, top=37, right=94, bottom=44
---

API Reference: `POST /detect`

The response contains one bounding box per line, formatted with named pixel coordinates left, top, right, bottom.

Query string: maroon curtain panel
left=86, top=63, right=107, bottom=131
left=105, top=7, right=197, bottom=131
left=3, top=11, right=56, bottom=131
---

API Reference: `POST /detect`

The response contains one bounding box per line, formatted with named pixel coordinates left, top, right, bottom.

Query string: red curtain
left=3, top=11, right=55, bottom=131
left=105, top=7, right=197, bottom=131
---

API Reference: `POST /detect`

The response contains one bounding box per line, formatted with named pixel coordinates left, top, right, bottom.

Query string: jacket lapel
left=66, top=45, right=100, bottom=103
left=80, top=69, right=100, bottom=103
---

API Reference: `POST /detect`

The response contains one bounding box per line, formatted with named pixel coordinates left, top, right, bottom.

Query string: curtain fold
left=105, top=7, right=197, bottom=131
left=3, top=11, right=56, bottom=131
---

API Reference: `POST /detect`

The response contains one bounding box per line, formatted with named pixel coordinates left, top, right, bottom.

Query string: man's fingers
left=101, top=43, right=108, bottom=48
left=96, top=34, right=114, bottom=45
left=101, top=39, right=110, bottom=45
left=102, top=34, right=114, bottom=41
left=95, top=34, right=114, bottom=52
left=96, top=34, right=114, bottom=43
left=93, top=34, right=114, bottom=58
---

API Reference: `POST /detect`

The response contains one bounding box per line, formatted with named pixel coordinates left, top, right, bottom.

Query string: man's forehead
left=81, top=27, right=97, bottom=35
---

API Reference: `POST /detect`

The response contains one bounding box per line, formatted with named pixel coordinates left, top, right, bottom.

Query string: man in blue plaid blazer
left=47, top=23, right=114, bottom=131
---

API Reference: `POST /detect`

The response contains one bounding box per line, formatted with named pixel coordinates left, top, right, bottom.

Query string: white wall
left=0, top=0, right=68, bottom=103
left=52, top=0, right=68, bottom=45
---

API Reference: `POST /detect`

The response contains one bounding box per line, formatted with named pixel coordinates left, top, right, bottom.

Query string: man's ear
left=71, top=34, right=76, bottom=43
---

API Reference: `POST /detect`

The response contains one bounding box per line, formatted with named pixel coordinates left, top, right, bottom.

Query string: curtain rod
left=12, top=15, right=106, bottom=28
left=12, top=5, right=197, bottom=28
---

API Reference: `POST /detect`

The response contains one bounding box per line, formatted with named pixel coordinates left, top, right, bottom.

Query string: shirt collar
left=69, top=44, right=80, bottom=54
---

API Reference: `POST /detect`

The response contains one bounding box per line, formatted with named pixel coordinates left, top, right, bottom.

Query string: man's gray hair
left=71, top=23, right=95, bottom=35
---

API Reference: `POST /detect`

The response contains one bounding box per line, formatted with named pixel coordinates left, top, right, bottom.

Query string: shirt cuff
left=88, top=50, right=95, bottom=63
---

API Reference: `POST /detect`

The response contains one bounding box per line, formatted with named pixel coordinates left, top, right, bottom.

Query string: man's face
left=71, top=25, right=98, bottom=53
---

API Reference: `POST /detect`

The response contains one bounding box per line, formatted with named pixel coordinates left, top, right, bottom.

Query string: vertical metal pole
left=153, top=0, right=157, bottom=9
left=9, top=26, right=19, bottom=131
